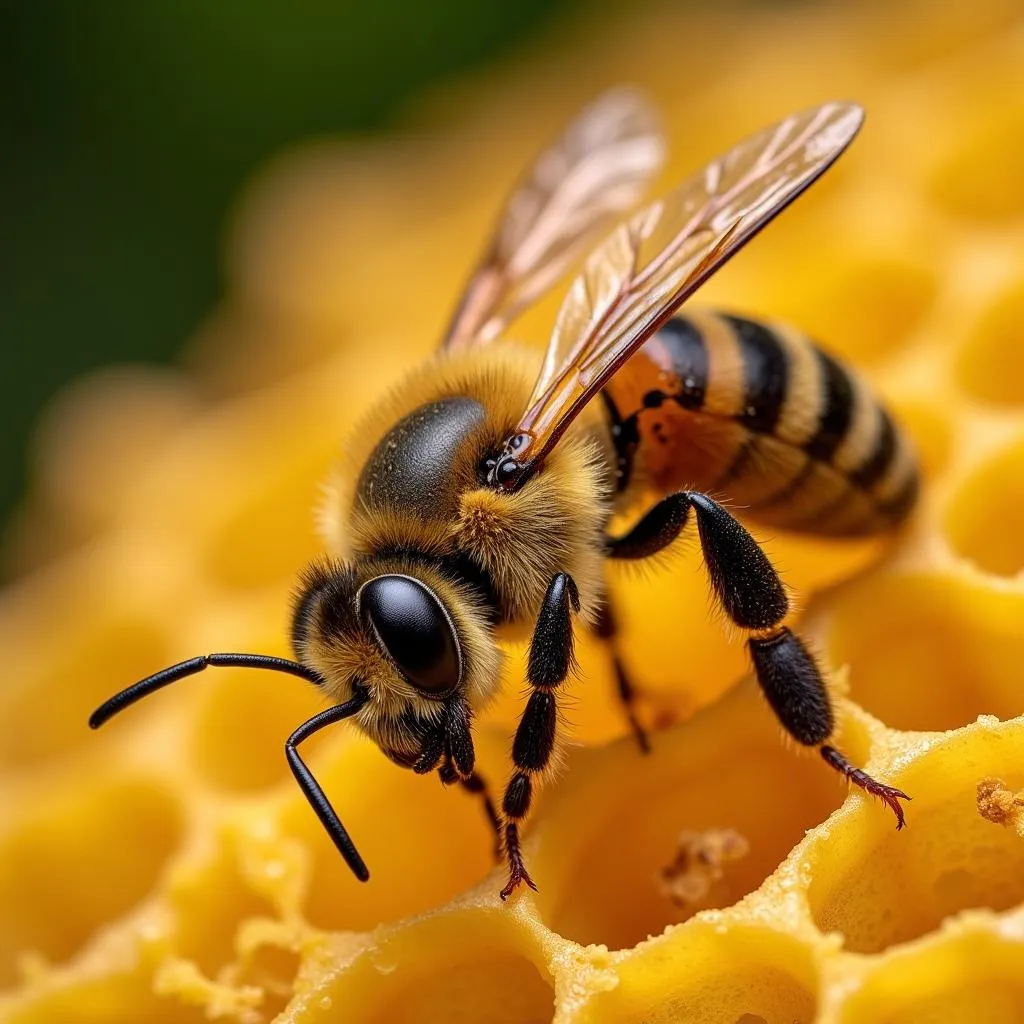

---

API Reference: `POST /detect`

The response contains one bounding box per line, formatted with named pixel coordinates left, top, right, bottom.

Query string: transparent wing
left=499, top=102, right=864, bottom=481
left=442, top=87, right=666, bottom=351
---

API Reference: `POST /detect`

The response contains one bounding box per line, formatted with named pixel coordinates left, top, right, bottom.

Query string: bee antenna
left=91, top=657, right=373, bottom=881
left=286, top=691, right=371, bottom=881
left=88, top=653, right=326, bottom=729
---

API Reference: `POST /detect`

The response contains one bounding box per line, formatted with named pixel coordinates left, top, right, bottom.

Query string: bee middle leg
left=594, top=600, right=651, bottom=754
left=608, top=490, right=911, bottom=827
left=460, top=771, right=502, bottom=861
left=500, top=571, right=579, bottom=900
left=600, top=492, right=696, bottom=750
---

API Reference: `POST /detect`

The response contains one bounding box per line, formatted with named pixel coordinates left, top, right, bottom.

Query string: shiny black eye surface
left=358, top=575, right=462, bottom=694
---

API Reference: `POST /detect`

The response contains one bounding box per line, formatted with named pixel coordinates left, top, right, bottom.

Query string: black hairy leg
left=413, top=698, right=499, bottom=856
left=607, top=490, right=787, bottom=627
left=500, top=572, right=579, bottom=900
left=609, top=490, right=911, bottom=828
left=594, top=600, right=650, bottom=753
left=605, top=492, right=690, bottom=561
left=415, top=696, right=476, bottom=779
left=747, top=625, right=908, bottom=826
left=821, top=745, right=910, bottom=829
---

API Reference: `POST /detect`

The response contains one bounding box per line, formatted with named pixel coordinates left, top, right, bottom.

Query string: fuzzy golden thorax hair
left=290, top=556, right=501, bottom=766
left=319, top=343, right=616, bottom=631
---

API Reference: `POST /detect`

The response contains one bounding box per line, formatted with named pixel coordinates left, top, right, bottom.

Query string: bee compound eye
left=358, top=575, right=462, bottom=694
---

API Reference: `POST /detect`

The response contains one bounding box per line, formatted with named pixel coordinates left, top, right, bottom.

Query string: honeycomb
left=2, top=0, right=1024, bottom=1020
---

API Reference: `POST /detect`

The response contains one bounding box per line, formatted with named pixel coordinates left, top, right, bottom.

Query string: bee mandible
left=91, top=90, right=915, bottom=900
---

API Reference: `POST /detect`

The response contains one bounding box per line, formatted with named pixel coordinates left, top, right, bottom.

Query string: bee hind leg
left=460, top=771, right=503, bottom=861
left=609, top=490, right=911, bottom=828
left=821, top=744, right=910, bottom=828
left=685, top=489, right=911, bottom=829
left=748, top=626, right=910, bottom=828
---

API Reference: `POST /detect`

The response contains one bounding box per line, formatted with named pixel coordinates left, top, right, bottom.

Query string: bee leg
left=417, top=701, right=498, bottom=856
left=594, top=600, right=651, bottom=754
left=601, top=493, right=696, bottom=749
left=460, top=772, right=503, bottom=861
left=605, top=492, right=690, bottom=561
left=635, top=491, right=911, bottom=828
left=687, top=491, right=911, bottom=827
left=500, top=572, right=579, bottom=901
left=417, top=697, right=474, bottom=780
left=820, top=744, right=911, bottom=828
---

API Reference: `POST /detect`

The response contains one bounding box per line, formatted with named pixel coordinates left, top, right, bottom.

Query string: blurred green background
left=1, top=0, right=574, bottom=536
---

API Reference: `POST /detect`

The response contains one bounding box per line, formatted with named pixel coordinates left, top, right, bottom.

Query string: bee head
left=290, top=557, right=501, bottom=772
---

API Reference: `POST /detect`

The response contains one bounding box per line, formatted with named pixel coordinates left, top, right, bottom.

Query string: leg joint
left=748, top=627, right=833, bottom=746
left=687, top=491, right=789, bottom=629
left=503, top=772, right=532, bottom=820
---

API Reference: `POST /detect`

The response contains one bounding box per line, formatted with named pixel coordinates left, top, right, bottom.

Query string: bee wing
left=442, top=87, right=666, bottom=351
left=506, top=102, right=864, bottom=476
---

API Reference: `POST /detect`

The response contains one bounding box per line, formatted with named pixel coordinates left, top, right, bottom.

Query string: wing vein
left=495, top=101, right=864, bottom=484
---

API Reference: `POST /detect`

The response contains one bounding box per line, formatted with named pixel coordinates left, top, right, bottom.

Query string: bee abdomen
left=602, top=311, right=918, bottom=537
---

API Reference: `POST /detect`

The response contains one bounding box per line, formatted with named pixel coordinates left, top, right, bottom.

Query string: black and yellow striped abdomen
left=601, top=310, right=918, bottom=537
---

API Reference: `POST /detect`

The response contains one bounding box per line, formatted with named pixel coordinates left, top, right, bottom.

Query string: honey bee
left=91, top=89, right=915, bottom=899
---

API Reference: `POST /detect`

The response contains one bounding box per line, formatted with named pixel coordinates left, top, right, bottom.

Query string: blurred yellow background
left=2, top=0, right=1024, bottom=1021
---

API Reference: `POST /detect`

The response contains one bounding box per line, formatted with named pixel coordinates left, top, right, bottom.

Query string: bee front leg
left=423, top=700, right=501, bottom=859
left=500, top=572, right=579, bottom=901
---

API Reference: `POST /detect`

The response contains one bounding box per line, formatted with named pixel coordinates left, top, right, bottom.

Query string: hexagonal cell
left=604, top=525, right=883, bottom=714
left=824, top=572, right=1023, bottom=731
left=278, top=737, right=498, bottom=933
left=929, top=102, right=1024, bottom=222
left=528, top=680, right=853, bottom=951
left=608, top=543, right=748, bottom=703
left=956, top=281, right=1024, bottom=407
left=576, top=923, right=819, bottom=1024
left=480, top=634, right=640, bottom=749
left=835, top=927, right=1024, bottom=1023
left=807, top=720, right=1024, bottom=954
left=287, top=910, right=555, bottom=1024
left=0, top=777, right=183, bottom=988
left=945, top=435, right=1024, bottom=577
